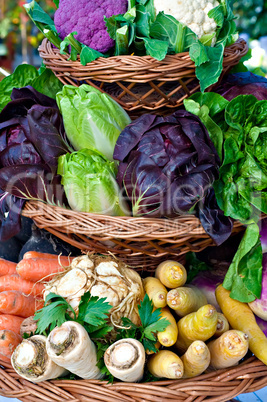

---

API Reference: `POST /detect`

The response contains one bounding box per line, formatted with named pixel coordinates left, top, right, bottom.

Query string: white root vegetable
left=44, top=255, right=144, bottom=330
left=104, top=338, right=145, bottom=382
left=46, top=321, right=102, bottom=380
left=11, top=335, right=68, bottom=383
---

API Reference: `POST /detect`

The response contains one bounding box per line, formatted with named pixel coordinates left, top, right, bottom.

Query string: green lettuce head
left=56, top=84, right=131, bottom=161
left=58, top=149, right=129, bottom=216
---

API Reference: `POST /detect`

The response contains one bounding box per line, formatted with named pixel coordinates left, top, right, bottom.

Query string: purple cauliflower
left=54, top=0, right=128, bottom=53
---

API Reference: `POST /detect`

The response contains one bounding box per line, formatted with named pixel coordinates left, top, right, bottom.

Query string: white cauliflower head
left=154, top=0, right=219, bottom=46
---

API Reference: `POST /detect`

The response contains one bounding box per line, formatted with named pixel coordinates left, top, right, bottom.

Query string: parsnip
left=147, top=350, right=184, bottom=379
left=104, top=338, right=145, bottom=382
left=11, top=335, right=68, bottom=383
left=46, top=321, right=103, bottom=379
left=208, top=330, right=249, bottom=369
left=155, top=260, right=187, bottom=288
left=157, top=307, right=178, bottom=347
left=167, top=285, right=207, bottom=317
left=175, top=304, right=218, bottom=352
left=216, top=284, right=267, bottom=365
left=181, top=340, right=210, bottom=378
left=143, top=277, right=167, bottom=308
left=215, top=313, right=230, bottom=337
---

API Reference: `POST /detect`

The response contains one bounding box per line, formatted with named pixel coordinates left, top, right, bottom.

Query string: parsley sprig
left=34, top=291, right=113, bottom=337
left=116, top=294, right=170, bottom=353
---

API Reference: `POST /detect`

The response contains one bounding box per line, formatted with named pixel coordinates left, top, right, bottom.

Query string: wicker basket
left=22, top=200, right=246, bottom=271
left=38, top=38, right=248, bottom=115
left=0, top=356, right=267, bottom=401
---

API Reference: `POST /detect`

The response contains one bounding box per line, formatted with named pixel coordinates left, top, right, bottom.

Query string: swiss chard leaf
left=223, top=223, right=262, bottom=302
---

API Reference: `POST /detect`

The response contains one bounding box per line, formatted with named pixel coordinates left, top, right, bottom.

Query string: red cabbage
left=0, top=86, right=71, bottom=241
left=114, top=110, right=232, bottom=245
left=216, top=72, right=267, bottom=101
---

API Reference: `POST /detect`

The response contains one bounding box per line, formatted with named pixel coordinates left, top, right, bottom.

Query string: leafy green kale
left=116, top=294, right=170, bottom=353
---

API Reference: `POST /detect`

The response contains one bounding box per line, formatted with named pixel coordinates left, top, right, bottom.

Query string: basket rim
left=39, top=37, right=248, bottom=73
left=22, top=200, right=245, bottom=240
left=0, top=356, right=267, bottom=402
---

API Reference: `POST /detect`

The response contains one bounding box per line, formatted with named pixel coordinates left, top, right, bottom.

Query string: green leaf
left=142, top=338, right=159, bottom=353
left=150, top=13, right=197, bottom=54
left=34, top=293, right=75, bottom=334
left=183, top=98, right=224, bottom=160
left=144, top=317, right=170, bottom=340
left=52, top=0, right=59, bottom=7
left=185, top=252, right=211, bottom=283
left=80, top=46, right=104, bottom=65
left=104, top=14, right=125, bottom=40
left=199, top=33, right=216, bottom=47
left=31, top=68, right=63, bottom=99
left=196, top=44, right=224, bottom=92
left=0, top=64, right=39, bottom=111
left=138, top=294, right=159, bottom=327
left=142, top=37, right=169, bottom=60
left=208, top=4, right=225, bottom=27
left=78, top=293, right=111, bottom=327
left=189, top=42, right=209, bottom=66
left=135, top=4, right=150, bottom=37
left=24, top=0, right=56, bottom=32
left=188, top=92, right=229, bottom=118
left=115, top=25, right=129, bottom=55
left=223, top=223, right=262, bottom=302
left=225, top=95, right=258, bottom=132
left=87, top=324, right=113, bottom=339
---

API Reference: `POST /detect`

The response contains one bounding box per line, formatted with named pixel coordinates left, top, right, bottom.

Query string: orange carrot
left=0, top=291, right=44, bottom=318
left=23, top=251, right=74, bottom=263
left=0, top=274, right=44, bottom=297
left=0, top=315, right=24, bottom=335
left=0, top=330, right=22, bottom=362
left=16, top=257, right=71, bottom=282
left=0, top=259, right=17, bottom=276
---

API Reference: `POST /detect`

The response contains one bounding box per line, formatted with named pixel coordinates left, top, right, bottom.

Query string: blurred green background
left=0, top=0, right=267, bottom=76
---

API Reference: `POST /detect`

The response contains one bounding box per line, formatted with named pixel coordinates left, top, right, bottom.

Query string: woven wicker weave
left=38, top=38, right=248, bottom=114
left=22, top=201, right=245, bottom=271
left=0, top=356, right=266, bottom=401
